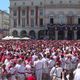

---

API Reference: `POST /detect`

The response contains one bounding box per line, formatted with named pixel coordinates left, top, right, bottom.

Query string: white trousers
left=17, top=74, right=25, bottom=80
left=36, top=70, right=42, bottom=80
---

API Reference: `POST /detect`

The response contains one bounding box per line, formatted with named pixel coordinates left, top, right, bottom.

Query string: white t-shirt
left=50, top=67, right=62, bottom=78
left=74, top=68, right=80, bottom=80
left=34, top=59, right=43, bottom=70
left=15, top=64, right=26, bottom=73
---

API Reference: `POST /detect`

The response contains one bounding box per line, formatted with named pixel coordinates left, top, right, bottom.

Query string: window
left=13, top=19, right=17, bottom=27
left=31, top=18, right=34, bottom=27
left=40, top=8, right=43, bottom=16
left=50, top=0, right=53, bottom=4
left=31, top=2, right=34, bottom=6
left=50, top=18, right=54, bottom=24
left=79, top=1, right=80, bottom=3
left=31, top=9, right=34, bottom=16
left=59, top=15, right=65, bottom=24
left=14, top=2, right=16, bottom=6
left=22, top=9, right=25, bottom=16
left=23, top=2, right=25, bottom=5
left=13, top=10, right=17, bottom=16
left=69, top=0, right=72, bottom=3
left=22, top=18, right=25, bottom=27
left=78, top=18, right=80, bottom=24
left=60, top=1, right=63, bottom=4
left=40, top=18, right=43, bottom=27
left=40, top=2, right=42, bottom=5
left=67, top=16, right=74, bottom=24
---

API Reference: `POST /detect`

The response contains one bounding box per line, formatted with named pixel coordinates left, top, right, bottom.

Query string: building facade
left=10, top=0, right=80, bottom=40
left=0, top=10, right=9, bottom=39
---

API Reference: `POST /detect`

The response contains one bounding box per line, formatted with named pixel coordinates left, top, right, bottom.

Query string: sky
left=0, top=0, right=10, bottom=13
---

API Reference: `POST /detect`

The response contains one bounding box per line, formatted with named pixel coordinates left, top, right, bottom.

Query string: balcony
left=47, top=24, right=80, bottom=30
left=47, top=24, right=80, bottom=27
left=45, top=4, right=80, bottom=9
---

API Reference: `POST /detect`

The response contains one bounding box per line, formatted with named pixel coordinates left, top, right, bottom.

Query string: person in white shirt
left=25, top=62, right=32, bottom=78
left=0, top=63, right=3, bottom=80
left=8, top=62, right=16, bottom=80
left=4, top=58, right=10, bottom=69
left=64, top=56, right=72, bottom=71
left=32, top=53, right=38, bottom=62
left=48, top=57, right=55, bottom=70
left=50, top=62, right=63, bottom=80
left=71, top=55, right=78, bottom=70
left=73, top=63, right=80, bottom=80
left=60, top=55, right=65, bottom=69
left=34, top=55, right=43, bottom=80
left=15, top=59, right=26, bottom=80
left=41, top=54, right=49, bottom=80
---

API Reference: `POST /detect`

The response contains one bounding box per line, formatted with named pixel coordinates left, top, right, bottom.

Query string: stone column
left=18, top=30, right=21, bottom=37
left=55, top=30, right=58, bottom=40
left=74, top=30, right=77, bottom=40
left=35, top=31, right=38, bottom=39
left=65, top=30, right=68, bottom=39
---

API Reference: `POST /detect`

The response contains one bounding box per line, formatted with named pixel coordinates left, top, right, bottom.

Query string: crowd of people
left=0, top=40, right=80, bottom=80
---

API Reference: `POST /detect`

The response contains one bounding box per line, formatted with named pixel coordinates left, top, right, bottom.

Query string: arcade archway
left=20, top=30, right=27, bottom=37
left=38, top=30, right=45, bottom=39
left=29, top=30, right=36, bottom=39
left=49, top=30, right=55, bottom=40
left=67, top=30, right=74, bottom=40
left=12, top=30, right=18, bottom=37
left=58, top=30, right=64, bottom=40
left=77, top=30, right=80, bottom=40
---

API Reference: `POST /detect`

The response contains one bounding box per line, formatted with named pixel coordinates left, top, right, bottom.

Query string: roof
left=0, top=10, right=9, bottom=15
